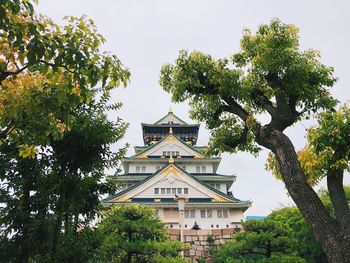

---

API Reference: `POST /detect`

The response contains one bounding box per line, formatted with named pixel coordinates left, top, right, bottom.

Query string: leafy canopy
left=0, top=0, right=130, bottom=156
left=160, top=19, right=337, bottom=156
left=96, top=205, right=186, bottom=263
left=213, top=219, right=306, bottom=263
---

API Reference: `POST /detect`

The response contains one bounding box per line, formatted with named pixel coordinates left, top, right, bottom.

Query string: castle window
left=154, top=188, right=159, bottom=194
left=136, top=166, right=140, bottom=173
left=207, top=210, right=212, bottom=218
left=141, top=166, right=146, bottom=173
left=185, top=210, right=195, bottom=218
left=217, top=210, right=228, bottom=218
left=217, top=210, right=222, bottom=218
left=161, top=188, right=165, bottom=194
left=181, top=165, right=186, bottom=171
left=196, top=166, right=200, bottom=173
left=166, top=188, right=171, bottom=194
left=201, top=166, right=206, bottom=173
left=172, top=188, right=176, bottom=194
left=211, top=184, right=221, bottom=190
left=200, top=210, right=212, bottom=218
left=177, top=188, right=182, bottom=194
left=184, top=188, right=188, bottom=194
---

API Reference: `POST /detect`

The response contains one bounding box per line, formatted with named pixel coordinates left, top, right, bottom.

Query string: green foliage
left=95, top=205, right=186, bottom=263
left=160, top=19, right=337, bottom=156
left=213, top=207, right=328, bottom=263
left=0, top=1, right=130, bottom=262
left=0, top=0, right=130, bottom=151
left=266, top=103, right=350, bottom=185
left=269, top=207, right=326, bottom=263
left=214, top=219, right=306, bottom=263
left=307, top=104, right=350, bottom=173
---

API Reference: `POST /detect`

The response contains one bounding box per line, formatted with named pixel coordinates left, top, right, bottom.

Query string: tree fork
left=256, top=125, right=350, bottom=263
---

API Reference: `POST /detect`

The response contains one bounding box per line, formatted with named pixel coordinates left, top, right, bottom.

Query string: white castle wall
left=128, top=162, right=213, bottom=174
left=156, top=208, right=244, bottom=230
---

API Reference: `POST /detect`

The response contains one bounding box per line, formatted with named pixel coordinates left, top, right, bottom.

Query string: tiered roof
left=142, top=108, right=200, bottom=145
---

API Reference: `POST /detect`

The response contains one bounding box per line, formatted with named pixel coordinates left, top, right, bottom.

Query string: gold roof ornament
left=169, top=106, right=173, bottom=113
left=169, top=152, right=174, bottom=164
left=169, top=127, right=173, bottom=134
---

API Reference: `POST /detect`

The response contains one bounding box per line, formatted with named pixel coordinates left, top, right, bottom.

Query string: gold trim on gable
left=162, top=166, right=179, bottom=176
left=212, top=197, right=229, bottom=203
left=165, top=134, right=176, bottom=143
left=114, top=195, right=131, bottom=202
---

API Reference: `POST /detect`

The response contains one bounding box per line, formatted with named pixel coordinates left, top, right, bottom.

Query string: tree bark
left=327, top=171, right=350, bottom=248
left=256, top=125, right=350, bottom=263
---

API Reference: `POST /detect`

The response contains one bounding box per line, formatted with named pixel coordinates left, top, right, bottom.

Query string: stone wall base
left=167, top=228, right=241, bottom=262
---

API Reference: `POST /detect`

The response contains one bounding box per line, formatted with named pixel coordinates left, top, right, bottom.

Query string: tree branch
left=0, top=59, right=76, bottom=83
left=223, top=96, right=250, bottom=122
left=251, top=89, right=277, bottom=117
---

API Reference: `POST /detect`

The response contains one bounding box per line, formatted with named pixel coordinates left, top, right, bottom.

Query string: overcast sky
left=37, top=0, right=350, bottom=216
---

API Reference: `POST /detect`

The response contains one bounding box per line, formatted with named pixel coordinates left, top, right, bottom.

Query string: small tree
left=214, top=219, right=305, bottom=263
left=96, top=205, right=186, bottom=263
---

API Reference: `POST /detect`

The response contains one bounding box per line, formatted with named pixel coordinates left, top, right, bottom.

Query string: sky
left=37, top=0, right=350, bottom=216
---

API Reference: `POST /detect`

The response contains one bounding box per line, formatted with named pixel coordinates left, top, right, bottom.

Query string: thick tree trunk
left=256, top=125, right=350, bottom=263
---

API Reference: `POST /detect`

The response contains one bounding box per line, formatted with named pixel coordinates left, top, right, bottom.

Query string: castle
left=102, top=109, right=251, bottom=231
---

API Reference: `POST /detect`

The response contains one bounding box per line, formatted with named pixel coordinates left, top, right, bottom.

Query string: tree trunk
left=18, top=174, right=30, bottom=263
left=51, top=169, right=66, bottom=261
left=327, top=171, right=350, bottom=249
left=256, top=125, right=350, bottom=263
left=17, top=158, right=34, bottom=263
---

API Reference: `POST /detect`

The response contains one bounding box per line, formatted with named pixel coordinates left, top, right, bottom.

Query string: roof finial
left=168, top=106, right=173, bottom=113
left=169, top=152, right=174, bottom=164
left=169, top=127, right=173, bottom=134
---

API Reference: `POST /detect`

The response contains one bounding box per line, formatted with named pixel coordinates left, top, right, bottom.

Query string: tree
left=0, top=0, right=130, bottom=152
left=213, top=219, right=306, bottom=263
left=269, top=207, right=326, bottom=263
left=95, top=205, right=186, bottom=263
left=0, top=1, right=130, bottom=262
left=159, top=19, right=349, bottom=262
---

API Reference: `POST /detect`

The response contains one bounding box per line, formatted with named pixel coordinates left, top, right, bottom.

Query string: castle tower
left=102, top=109, right=251, bottom=230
